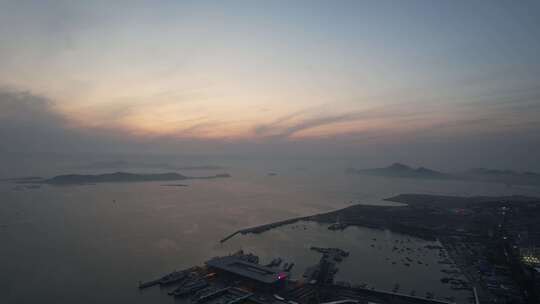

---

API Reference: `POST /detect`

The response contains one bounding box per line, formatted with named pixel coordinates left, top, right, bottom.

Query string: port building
left=206, top=256, right=287, bottom=285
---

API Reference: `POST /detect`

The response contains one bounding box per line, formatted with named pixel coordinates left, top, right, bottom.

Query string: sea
left=1, top=157, right=539, bottom=304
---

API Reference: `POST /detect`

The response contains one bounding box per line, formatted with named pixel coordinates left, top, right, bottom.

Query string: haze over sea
left=2, top=156, right=539, bottom=304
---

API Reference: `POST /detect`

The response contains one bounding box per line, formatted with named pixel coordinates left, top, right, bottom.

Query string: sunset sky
left=1, top=1, right=540, bottom=169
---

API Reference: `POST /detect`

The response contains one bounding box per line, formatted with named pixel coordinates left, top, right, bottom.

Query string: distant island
left=346, top=162, right=540, bottom=186
left=34, top=172, right=231, bottom=185
left=346, top=163, right=452, bottom=180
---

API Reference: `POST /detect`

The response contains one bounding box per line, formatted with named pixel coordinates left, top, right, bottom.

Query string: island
left=347, top=163, right=540, bottom=186
left=346, top=163, right=452, bottom=180
left=34, top=172, right=231, bottom=185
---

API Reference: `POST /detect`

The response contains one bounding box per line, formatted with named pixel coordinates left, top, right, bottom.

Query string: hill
left=43, top=172, right=230, bottom=185
left=346, top=163, right=452, bottom=180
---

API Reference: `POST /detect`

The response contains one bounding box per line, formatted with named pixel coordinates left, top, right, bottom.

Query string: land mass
left=222, top=193, right=540, bottom=303
left=224, top=193, right=539, bottom=241
left=346, top=163, right=452, bottom=180
left=37, top=172, right=231, bottom=185
left=347, top=163, right=540, bottom=186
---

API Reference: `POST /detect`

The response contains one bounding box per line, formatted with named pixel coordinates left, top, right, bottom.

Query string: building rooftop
left=206, top=256, right=286, bottom=284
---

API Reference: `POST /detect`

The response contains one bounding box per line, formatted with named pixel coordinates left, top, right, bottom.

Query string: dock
left=139, top=251, right=460, bottom=304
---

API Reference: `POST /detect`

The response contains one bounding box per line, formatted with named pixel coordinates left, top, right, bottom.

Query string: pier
left=220, top=216, right=308, bottom=243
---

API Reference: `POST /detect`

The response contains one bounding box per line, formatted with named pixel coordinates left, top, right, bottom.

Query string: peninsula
left=221, top=193, right=540, bottom=303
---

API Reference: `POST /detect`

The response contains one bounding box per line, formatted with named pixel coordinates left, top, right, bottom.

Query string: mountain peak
left=387, top=163, right=411, bottom=170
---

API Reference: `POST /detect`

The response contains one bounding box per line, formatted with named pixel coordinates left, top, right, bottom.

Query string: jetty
left=220, top=216, right=308, bottom=243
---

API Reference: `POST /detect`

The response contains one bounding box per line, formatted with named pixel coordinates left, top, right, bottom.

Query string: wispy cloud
left=252, top=109, right=309, bottom=136
left=178, top=121, right=226, bottom=137
left=252, top=102, right=431, bottom=140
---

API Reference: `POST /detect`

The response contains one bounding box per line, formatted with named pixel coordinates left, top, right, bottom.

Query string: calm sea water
left=1, top=161, right=539, bottom=303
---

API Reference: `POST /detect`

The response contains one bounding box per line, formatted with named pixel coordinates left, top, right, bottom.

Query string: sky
left=1, top=0, right=540, bottom=171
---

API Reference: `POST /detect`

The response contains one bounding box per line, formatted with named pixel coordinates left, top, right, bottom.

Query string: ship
left=170, top=279, right=209, bottom=297
left=138, top=269, right=189, bottom=289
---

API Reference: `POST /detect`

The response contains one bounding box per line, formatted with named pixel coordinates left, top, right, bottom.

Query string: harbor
left=141, top=193, right=540, bottom=304
left=216, top=220, right=473, bottom=303
left=138, top=249, right=457, bottom=304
